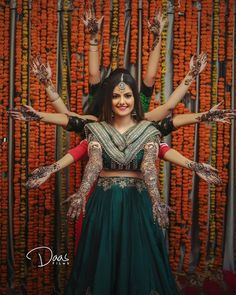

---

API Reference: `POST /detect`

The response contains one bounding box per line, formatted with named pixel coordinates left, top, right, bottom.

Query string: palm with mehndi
left=30, top=56, right=52, bottom=87
left=26, top=164, right=59, bottom=189
left=185, top=52, right=207, bottom=85
left=8, top=105, right=42, bottom=121
left=197, top=101, right=236, bottom=124
left=81, top=9, right=104, bottom=38
left=188, top=162, right=222, bottom=185
left=147, top=9, right=167, bottom=49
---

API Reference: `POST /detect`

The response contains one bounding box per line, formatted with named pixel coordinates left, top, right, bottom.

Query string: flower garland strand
left=130, top=0, right=138, bottom=64
left=111, top=0, right=119, bottom=70
left=208, top=0, right=220, bottom=270
left=197, top=0, right=213, bottom=271
left=0, top=3, right=10, bottom=293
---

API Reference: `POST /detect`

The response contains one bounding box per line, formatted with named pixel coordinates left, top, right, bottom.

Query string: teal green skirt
left=65, top=177, right=180, bottom=295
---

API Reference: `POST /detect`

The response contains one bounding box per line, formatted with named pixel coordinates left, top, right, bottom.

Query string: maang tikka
left=118, top=74, right=126, bottom=92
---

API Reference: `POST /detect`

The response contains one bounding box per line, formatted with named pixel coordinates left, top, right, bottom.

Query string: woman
left=63, top=70, right=180, bottom=295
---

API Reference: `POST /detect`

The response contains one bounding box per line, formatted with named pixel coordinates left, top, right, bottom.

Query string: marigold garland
left=0, top=1, right=235, bottom=292
left=0, top=3, right=9, bottom=294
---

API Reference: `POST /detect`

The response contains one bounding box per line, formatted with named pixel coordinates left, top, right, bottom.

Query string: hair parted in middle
left=98, top=68, right=144, bottom=124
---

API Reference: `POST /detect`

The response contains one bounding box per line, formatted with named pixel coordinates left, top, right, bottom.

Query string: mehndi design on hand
left=141, top=142, right=172, bottom=228
left=197, top=101, right=236, bottom=124
left=147, top=9, right=167, bottom=50
left=65, top=141, right=103, bottom=220
left=185, top=52, right=207, bottom=85
left=8, top=105, right=42, bottom=121
left=30, top=55, right=53, bottom=87
left=81, top=9, right=104, bottom=40
left=26, top=163, right=60, bottom=189
left=187, top=161, right=222, bottom=185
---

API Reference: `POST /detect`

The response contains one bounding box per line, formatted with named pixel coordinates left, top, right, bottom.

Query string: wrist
left=50, top=163, right=60, bottom=173
left=90, top=34, right=100, bottom=44
left=184, top=72, right=194, bottom=86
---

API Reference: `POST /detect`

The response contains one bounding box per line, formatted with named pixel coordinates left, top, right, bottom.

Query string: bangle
left=50, top=95, right=60, bottom=102
left=89, top=48, right=98, bottom=52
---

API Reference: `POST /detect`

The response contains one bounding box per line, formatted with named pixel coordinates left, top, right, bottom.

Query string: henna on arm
left=141, top=142, right=172, bottom=228
left=8, top=105, right=43, bottom=121
left=26, top=163, right=61, bottom=189
left=184, top=52, right=207, bottom=85
left=186, top=161, right=222, bottom=185
left=66, top=141, right=103, bottom=219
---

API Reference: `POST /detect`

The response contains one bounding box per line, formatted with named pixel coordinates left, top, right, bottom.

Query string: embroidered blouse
left=65, top=115, right=176, bottom=138
left=84, top=120, right=161, bottom=171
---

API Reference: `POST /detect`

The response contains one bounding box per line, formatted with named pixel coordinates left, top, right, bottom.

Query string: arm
left=163, top=148, right=222, bottom=184
left=143, top=10, right=166, bottom=87
left=82, top=10, right=104, bottom=85
left=140, top=142, right=171, bottom=228
left=26, top=141, right=89, bottom=189
left=8, top=105, right=97, bottom=128
left=30, top=56, right=69, bottom=114
left=66, top=141, right=103, bottom=219
left=145, top=53, right=208, bottom=121
left=172, top=102, right=236, bottom=128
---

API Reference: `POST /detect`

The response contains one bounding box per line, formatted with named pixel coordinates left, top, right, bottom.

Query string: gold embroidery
left=97, top=177, right=146, bottom=192
left=141, top=142, right=171, bottom=228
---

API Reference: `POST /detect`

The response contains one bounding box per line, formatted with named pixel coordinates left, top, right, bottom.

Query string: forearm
left=45, top=81, right=69, bottom=114
left=172, top=112, right=207, bottom=128
left=145, top=74, right=194, bottom=122
left=143, top=38, right=161, bottom=87
left=37, top=111, right=69, bottom=126
left=89, top=34, right=101, bottom=84
left=67, top=142, right=103, bottom=218
left=56, top=153, right=75, bottom=170
left=163, top=148, right=194, bottom=169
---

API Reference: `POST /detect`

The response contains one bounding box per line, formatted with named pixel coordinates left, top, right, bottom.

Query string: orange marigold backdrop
left=0, top=0, right=235, bottom=294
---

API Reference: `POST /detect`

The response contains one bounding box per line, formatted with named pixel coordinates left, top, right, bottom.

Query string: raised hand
left=30, top=55, right=52, bottom=86
left=187, top=162, right=222, bottom=185
left=185, top=52, right=208, bottom=85
left=26, top=163, right=59, bottom=189
left=8, top=105, right=42, bottom=121
left=81, top=9, right=104, bottom=37
left=197, top=101, right=236, bottom=124
left=147, top=9, right=167, bottom=49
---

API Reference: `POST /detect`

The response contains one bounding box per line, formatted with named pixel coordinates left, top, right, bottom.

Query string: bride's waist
left=99, top=170, right=143, bottom=179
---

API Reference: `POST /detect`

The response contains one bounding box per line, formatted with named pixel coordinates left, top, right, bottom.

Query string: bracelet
left=89, top=48, right=98, bottom=52
left=89, top=43, right=98, bottom=46
left=50, top=95, right=60, bottom=102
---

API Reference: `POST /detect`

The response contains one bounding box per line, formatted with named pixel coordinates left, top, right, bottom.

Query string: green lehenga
left=65, top=121, right=180, bottom=295
left=65, top=177, right=180, bottom=295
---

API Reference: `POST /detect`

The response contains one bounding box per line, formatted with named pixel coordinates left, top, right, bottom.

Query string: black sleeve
left=152, top=117, right=177, bottom=137
left=65, top=116, right=94, bottom=134
left=140, top=81, right=154, bottom=98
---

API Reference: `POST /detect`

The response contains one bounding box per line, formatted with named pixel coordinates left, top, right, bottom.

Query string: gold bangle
left=50, top=95, right=60, bottom=102
left=89, top=48, right=98, bottom=52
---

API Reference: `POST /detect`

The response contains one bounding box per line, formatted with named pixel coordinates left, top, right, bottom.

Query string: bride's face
left=111, top=84, right=135, bottom=118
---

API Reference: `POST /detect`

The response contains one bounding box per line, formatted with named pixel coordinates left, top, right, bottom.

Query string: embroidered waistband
left=97, top=177, right=146, bottom=192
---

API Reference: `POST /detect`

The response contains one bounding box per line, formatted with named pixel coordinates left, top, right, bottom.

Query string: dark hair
left=98, top=68, right=144, bottom=123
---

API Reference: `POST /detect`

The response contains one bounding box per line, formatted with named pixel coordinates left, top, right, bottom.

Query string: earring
left=131, top=110, right=137, bottom=117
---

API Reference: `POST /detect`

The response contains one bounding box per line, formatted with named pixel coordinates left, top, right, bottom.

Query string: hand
left=185, top=52, right=207, bottom=85
left=188, top=162, right=222, bottom=185
left=147, top=9, right=167, bottom=49
left=30, top=55, right=52, bottom=86
left=26, top=164, right=58, bottom=189
left=64, top=193, right=83, bottom=219
left=8, top=105, right=42, bottom=121
left=81, top=9, right=104, bottom=37
left=198, top=101, right=236, bottom=124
